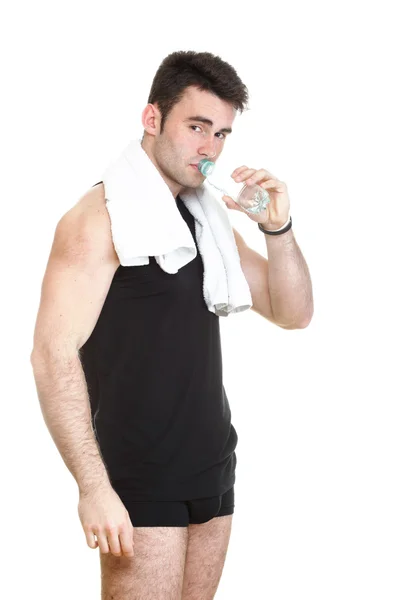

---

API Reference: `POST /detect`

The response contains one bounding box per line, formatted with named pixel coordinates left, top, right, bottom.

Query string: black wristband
left=258, top=216, right=292, bottom=235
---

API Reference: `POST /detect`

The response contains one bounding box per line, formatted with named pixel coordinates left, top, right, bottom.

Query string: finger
left=245, top=169, right=278, bottom=185
left=221, top=195, right=235, bottom=209
left=222, top=195, right=239, bottom=209
left=119, top=525, right=135, bottom=558
left=222, top=195, right=247, bottom=213
left=85, top=529, right=99, bottom=550
left=231, top=165, right=249, bottom=177
left=95, top=529, right=110, bottom=554
left=106, top=526, right=123, bottom=557
left=259, top=179, right=286, bottom=192
left=249, top=168, right=278, bottom=180
left=232, top=168, right=256, bottom=182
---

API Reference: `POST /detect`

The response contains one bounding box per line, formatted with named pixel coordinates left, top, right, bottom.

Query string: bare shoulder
left=54, top=182, right=119, bottom=269
left=32, top=184, right=120, bottom=355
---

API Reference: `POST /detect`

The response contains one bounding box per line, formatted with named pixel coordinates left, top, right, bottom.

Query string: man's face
left=144, top=86, right=236, bottom=197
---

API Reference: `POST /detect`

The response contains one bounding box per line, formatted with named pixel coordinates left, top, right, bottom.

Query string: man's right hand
left=78, top=486, right=135, bottom=557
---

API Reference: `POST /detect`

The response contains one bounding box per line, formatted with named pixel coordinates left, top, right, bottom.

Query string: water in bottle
left=197, top=159, right=270, bottom=215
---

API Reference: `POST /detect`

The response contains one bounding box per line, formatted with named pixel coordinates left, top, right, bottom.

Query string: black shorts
left=118, top=486, right=235, bottom=527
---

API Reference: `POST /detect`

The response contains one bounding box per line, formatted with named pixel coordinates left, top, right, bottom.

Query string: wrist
left=259, top=215, right=291, bottom=232
left=260, top=216, right=290, bottom=230
left=78, top=477, right=112, bottom=498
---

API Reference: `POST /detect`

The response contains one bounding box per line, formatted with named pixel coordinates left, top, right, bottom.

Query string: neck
left=140, top=136, right=182, bottom=199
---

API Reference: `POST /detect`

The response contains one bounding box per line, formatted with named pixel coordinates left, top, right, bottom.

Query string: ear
left=141, top=103, right=161, bottom=136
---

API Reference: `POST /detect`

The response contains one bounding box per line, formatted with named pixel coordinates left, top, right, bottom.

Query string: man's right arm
left=30, top=186, right=118, bottom=496
left=30, top=186, right=135, bottom=556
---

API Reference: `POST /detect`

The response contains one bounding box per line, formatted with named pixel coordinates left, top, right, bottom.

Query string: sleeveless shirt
left=79, top=182, right=238, bottom=501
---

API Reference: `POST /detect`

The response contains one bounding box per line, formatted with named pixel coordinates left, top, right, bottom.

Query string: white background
left=1, top=1, right=399, bottom=598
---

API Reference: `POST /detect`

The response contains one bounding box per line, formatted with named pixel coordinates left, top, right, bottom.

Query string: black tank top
left=80, top=182, right=238, bottom=501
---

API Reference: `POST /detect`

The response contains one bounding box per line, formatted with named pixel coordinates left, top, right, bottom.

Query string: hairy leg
left=100, top=526, right=188, bottom=600
left=181, top=515, right=233, bottom=600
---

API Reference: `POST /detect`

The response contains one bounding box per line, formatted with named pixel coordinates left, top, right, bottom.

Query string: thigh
left=182, top=515, right=233, bottom=600
left=182, top=487, right=235, bottom=599
left=100, top=526, right=188, bottom=600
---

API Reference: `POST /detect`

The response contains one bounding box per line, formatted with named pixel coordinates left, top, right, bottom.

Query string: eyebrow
left=184, top=116, right=232, bottom=135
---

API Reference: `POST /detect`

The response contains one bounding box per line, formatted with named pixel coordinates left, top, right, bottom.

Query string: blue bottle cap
left=198, top=159, right=215, bottom=177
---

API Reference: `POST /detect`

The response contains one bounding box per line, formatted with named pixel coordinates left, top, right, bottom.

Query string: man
left=31, top=50, right=313, bottom=599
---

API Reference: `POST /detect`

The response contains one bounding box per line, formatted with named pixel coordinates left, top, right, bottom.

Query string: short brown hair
left=147, top=50, right=249, bottom=133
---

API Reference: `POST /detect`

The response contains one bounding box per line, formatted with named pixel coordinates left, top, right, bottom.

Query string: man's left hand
left=221, top=165, right=290, bottom=229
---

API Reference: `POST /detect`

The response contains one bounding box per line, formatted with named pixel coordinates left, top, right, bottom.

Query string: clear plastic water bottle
left=197, top=158, right=270, bottom=215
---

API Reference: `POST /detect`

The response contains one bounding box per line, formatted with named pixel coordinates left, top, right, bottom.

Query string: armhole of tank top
left=90, top=180, right=120, bottom=270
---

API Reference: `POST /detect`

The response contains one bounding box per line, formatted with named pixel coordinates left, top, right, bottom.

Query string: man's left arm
left=232, top=226, right=313, bottom=329
left=223, top=164, right=313, bottom=330
left=262, top=227, right=313, bottom=329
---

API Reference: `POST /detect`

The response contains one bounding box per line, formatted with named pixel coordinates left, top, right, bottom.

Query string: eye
left=190, top=125, right=225, bottom=140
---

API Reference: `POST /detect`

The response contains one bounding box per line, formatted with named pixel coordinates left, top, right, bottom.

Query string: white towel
left=102, top=138, right=253, bottom=317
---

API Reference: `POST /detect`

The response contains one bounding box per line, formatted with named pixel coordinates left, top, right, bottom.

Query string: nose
left=199, top=138, right=217, bottom=160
